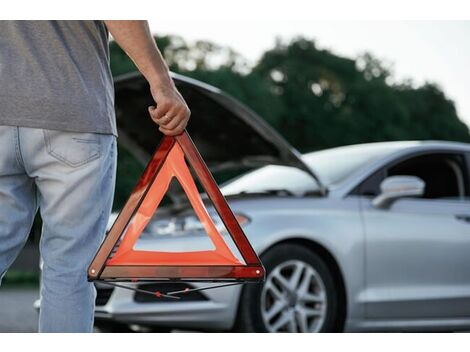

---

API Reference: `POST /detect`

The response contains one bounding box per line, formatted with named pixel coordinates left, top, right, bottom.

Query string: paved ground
left=0, top=287, right=39, bottom=333
left=1, top=287, right=466, bottom=333
left=0, top=287, right=185, bottom=333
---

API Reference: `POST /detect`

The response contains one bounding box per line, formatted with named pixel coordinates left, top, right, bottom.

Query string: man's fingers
left=148, top=105, right=160, bottom=122
left=155, top=101, right=171, bottom=120
left=148, top=102, right=171, bottom=122
left=159, top=117, right=188, bottom=136
left=168, top=108, right=190, bottom=133
left=156, top=107, right=179, bottom=127
left=161, top=109, right=185, bottom=130
left=148, top=90, right=190, bottom=135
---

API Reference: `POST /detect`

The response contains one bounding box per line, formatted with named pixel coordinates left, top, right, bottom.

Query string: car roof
left=302, top=140, right=470, bottom=198
left=302, top=140, right=470, bottom=158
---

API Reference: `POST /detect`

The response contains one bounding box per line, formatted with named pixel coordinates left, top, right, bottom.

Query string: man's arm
left=104, top=20, right=190, bottom=136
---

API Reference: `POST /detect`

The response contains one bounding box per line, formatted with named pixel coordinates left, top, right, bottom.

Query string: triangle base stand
left=98, top=280, right=257, bottom=300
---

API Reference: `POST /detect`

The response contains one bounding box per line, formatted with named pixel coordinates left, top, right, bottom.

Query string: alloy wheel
left=260, top=259, right=327, bottom=332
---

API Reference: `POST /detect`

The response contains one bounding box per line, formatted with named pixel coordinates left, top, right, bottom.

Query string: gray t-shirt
left=0, top=20, right=117, bottom=136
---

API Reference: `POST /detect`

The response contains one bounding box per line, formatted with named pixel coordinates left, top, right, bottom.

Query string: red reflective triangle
left=88, top=131, right=265, bottom=282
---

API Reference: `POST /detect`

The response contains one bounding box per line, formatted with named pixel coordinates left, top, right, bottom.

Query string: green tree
left=109, top=33, right=470, bottom=153
left=109, top=33, right=470, bottom=209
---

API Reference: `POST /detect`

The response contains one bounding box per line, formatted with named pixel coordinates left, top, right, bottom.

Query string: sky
left=148, top=20, right=470, bottom=125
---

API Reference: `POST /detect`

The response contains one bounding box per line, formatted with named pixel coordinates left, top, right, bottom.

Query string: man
left=0, top=20, right=190, bottom=332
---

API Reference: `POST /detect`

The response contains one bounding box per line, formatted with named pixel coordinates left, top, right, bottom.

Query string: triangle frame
left=88, top=130, right=265, bottom=282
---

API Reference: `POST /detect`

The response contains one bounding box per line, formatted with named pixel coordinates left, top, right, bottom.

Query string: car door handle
left=455, top=214, right=470, bottom=222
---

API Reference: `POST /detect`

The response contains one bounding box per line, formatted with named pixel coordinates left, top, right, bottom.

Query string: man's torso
left=0, top=20, right=117, bottom=136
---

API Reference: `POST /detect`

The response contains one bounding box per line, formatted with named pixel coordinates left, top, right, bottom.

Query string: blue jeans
left=0, top=126, right=117, bottom=332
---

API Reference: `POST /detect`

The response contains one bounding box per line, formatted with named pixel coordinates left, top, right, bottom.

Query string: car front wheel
left=234, top=243, right=340, bottom=333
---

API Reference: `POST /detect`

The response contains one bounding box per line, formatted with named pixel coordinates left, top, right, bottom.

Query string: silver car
left=95, top=73, right=470, bottom=333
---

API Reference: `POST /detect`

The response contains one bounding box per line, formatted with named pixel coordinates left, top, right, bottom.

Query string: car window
left=355, top=152, right=469, bottom=200
left=354, top=168, right=385, bottom=197
left=387, top=153, right=468, bottom=200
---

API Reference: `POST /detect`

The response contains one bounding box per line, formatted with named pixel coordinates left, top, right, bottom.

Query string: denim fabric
left=0, top=126, right=117, bottom=332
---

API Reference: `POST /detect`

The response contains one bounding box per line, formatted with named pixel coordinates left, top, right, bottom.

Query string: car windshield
left=303, top=142, right=415, bottom=186
left=221, top=142, right=414, bottom=196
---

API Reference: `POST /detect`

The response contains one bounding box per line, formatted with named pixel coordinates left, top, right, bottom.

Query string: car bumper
left=94, top=281, right=243, bottom=331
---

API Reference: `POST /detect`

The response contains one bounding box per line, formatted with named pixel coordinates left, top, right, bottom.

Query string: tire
left=234, top=243, right=340, bottom=332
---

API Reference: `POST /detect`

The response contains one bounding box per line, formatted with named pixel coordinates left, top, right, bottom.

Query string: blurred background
left=1, top=20, right=470, bottom=332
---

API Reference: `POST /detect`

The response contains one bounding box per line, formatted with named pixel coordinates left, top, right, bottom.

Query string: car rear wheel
left=234, top=243, right=340, bottom=332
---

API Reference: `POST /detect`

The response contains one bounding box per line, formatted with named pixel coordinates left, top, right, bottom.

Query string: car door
left=357, top=151, right=470, bottom=320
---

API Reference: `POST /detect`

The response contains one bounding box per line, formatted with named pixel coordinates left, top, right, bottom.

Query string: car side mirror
left=372, top=176, right=425, bottom=209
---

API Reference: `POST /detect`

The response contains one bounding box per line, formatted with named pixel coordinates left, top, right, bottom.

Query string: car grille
left=95, top=286, right=114, bottom=306
left=134, top=283, right=208, bottom=303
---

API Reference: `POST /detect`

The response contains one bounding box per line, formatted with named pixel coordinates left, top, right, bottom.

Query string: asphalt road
left=0, top=287, right=185, bottom=333
left=0, top=287, right=39, bottom=333
left=1, top=287, right=466, bottom=333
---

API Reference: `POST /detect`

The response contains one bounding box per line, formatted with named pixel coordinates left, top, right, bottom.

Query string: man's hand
left=148, top=84, right=191, bottom=136
left=104, top=20, right=190, bottom=136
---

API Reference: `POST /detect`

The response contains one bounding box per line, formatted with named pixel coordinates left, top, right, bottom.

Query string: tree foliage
left=110, top=34, right=470, bottom=153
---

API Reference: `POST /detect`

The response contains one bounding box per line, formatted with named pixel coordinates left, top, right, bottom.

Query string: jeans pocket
left=43, top=129, right=102, bottom=167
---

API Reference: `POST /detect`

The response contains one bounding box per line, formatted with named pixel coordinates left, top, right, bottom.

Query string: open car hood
left=114, top=72, right=326, bottom=194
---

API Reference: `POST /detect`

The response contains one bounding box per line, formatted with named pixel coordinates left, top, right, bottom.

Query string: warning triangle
left=88, top=131, right=265, bottom=282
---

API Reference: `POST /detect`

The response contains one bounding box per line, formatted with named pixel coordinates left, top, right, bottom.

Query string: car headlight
left=141, top=212, right=250, bottom=238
